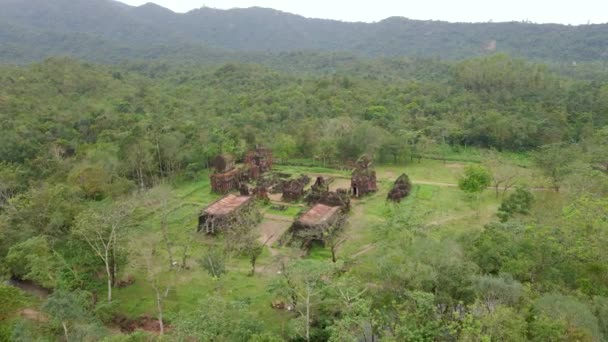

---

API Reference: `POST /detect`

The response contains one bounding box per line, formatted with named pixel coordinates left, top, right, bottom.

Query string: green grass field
left=6, top=157, right=545, bottom=336
left=0, top=153, right=552, bottom=340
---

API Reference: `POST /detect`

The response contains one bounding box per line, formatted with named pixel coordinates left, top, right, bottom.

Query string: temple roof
left=297, top=204, right=340, bottom=227
left=203, top=194, right=252, bottom=216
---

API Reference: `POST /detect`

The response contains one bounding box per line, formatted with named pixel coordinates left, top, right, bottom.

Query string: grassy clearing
left=108, top=156, right=543, bottom=335
left=264, top=204, right=303, bottom=218
left=113, top=173, right=292, bottom=334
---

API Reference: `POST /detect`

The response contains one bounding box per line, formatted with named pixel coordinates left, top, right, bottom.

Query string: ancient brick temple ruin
left=281, top=175, right=310, bottom=202
left=306, top=176, right=351, bottom=210
left=198, top=194, right=255, bottom=233
left=288, top=203, right=343, bottom=248
left=210, top=154, right=240, bottom=194
left=387, top=173, right=412, bottom=202
left=209, top=147, right=274, bottom=194
left=351, top=155, right=378, bottom=197
left=245, top=146, right=273, bottom=180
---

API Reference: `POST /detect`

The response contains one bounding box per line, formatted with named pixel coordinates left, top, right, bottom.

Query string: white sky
left=118, top=0, right=608, bottom=24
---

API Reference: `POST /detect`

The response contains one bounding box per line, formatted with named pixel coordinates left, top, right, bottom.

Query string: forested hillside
left=0, top=55, right=606, bottom=166
left=1, top=0, right=608, bottom=63
left=0, top=54, right=607, bottom=340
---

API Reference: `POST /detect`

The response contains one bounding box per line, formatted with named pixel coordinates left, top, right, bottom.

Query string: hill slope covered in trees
left=1, top=0, right=608, bottom=64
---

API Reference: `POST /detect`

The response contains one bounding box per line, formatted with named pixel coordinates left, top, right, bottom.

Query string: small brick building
left=198, top=194, right=255, bottom=234
left=290, top=203, right=342, bottom=243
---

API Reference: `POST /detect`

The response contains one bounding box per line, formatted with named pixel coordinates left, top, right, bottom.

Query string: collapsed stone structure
left=306, top=176, right=350, bottom=210
left=209, top=147, right=273, bottom=194
left=351, top=155, right=377, bottom=197
left=305, top=176, right=330, bottom=204
left=245, top=146, right=273, bottom=180
left=210, top=154, right=241, bottom=194
left=281, top=174, right=310, bottom=202
left=387, top=173, right=412, bottom=202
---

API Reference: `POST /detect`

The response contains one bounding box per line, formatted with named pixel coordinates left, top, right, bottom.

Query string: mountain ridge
left=0, top=0, right=607, bottom=64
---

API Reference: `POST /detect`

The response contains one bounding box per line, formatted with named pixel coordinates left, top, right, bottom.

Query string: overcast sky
left=118, top=0, right=607, bottom=24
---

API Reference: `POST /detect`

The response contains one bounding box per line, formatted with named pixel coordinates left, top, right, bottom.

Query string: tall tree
left=73, top=200, right=134, bottom=302
left=534, top=143, right=575, bottom=192
left=42, top=290, right=97, bottom=342
left=269, top=260, right=333, bottom=341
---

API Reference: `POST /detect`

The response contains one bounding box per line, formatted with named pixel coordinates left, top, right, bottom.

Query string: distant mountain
left=0, top=0, right=607, bottom=64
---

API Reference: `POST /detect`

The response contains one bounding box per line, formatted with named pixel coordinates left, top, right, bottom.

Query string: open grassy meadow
left=103, top=157, right=545, bottom=332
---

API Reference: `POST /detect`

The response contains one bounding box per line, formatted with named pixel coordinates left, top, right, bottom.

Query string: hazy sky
left=119, top=0, right=607, bottom=24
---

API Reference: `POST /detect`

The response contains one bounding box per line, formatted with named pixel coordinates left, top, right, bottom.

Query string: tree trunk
left=138, top=166, right=145, bottom=191
left=160, top=216, right=174, bottom=267
left=156, top=290, right=164, bottom=335
left=155, top=136, right=164, bottom=179
left=110, top=250, right=116, bottom=287
left=250, top=256, right=257, bottom=276
left=305, top=286, right=311, bottom=342
left=331, top=247, right=337, bottom=263
left=105, top=250, right=112, bottom=302
left=180, top=245, right=189, bottom=270
left=62, top=321, right=69, bottom=342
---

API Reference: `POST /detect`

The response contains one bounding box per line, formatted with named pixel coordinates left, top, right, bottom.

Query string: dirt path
left=263, top=213, right=294, bottom=223
left=258, top=214, right=293, bottom=256
left=428, top=212, right=478, bottom=226
left=351, top=244, right=376, bottom=258
left=414, top=180, right=459, bottom=187
left=20, top=309, right=48, bottom=322
left=414, top=180, right=550, bottom=192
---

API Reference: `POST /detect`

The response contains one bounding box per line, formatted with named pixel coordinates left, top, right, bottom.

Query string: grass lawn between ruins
left=108, top=158, right=550, bottom=334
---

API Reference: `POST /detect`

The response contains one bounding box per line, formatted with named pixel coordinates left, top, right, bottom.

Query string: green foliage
left=478, top=305, right=527, bottom=341
left=0, top=162, right=27, bottom=206
left=272, top=134, right=297, bottom=162
left=42, top=289, right=105, bottom=341
left=0, top=33, right=606, bottom=341
left=592, top=296, right=608, bottom=340
left=9, top=319, right=43, bottom=342
left=472, top=274, right=523, bottom=310
left=534, top=294, right=602, bottom=341
left=5, top=236, right=60, bottom=288
left=199, top=248, right=227, bottom=278
left=377, top=291, right=441, bottom=341
left=527, top=313, right=570, bottom=342
left=472, top=207, right=608, bottom=295
left=534, top=143, right=575, bottom=191
left=459, top=165, right=491, bottom=195
left=0, top=184, right=83, bottom=257
left=497, top=187, right=534, bottom=222
left=0, top=284, right=27, bottom=321
left=326, top=298, right=374, bottom=342
left=172, top=297, right=263, bottom=341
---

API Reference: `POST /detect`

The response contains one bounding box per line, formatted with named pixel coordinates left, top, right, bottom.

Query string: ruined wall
left=387, top=173, right=412, bottom=202
left=210, top=168, right=241, bottom=194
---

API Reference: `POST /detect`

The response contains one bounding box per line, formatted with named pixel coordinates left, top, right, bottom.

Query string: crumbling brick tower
left=351, top=154, right=378, bottom=197
left=210, top=154, right=240, bottom=194
left=245, top=146, right=273, bottom=180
